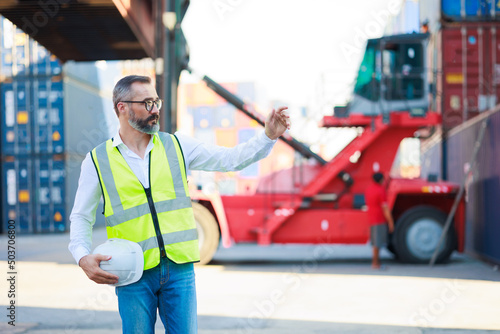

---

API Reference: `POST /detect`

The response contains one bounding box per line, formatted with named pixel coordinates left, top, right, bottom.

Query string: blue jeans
left=115, top=257, right=197, bottom=334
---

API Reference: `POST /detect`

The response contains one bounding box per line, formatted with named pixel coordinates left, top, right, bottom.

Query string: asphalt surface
left=1, top=227, right=500, bottom=334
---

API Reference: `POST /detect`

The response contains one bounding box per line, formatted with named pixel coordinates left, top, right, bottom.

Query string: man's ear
left=116, top=102, right=127, bottom=116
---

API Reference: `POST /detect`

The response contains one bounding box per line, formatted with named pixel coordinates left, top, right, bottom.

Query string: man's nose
left=151, top=105, right=160, bottom=114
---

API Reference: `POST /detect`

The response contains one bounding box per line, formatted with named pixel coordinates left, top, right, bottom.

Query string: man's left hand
left=265, top=106, right=290, bottom=140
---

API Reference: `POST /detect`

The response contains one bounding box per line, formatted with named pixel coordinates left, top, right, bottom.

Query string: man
left=364, top=172, right=394, bottom=269
left=68, top=75, right=290, bottom=333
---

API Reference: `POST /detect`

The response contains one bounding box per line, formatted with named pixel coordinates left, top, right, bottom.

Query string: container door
left=1, top=80, right=32, bottom=155
left=442, top=26, right=476, bottom=129
left=441, top=23, right=500, bottom=130
left=32, top=77, right=65, bottom=154
left=34, top=156, right=66, bottom=233
left=1, top=158, right=34, bottom=233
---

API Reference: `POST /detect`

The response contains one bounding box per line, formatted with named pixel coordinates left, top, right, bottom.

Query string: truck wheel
left=387, top=235, right=398, bottom=259
left=393, top=206, right=456, bottom=264
left=192, top=202, right=220, bottom=265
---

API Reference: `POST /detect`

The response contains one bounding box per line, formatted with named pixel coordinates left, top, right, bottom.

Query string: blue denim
left=115, top=257, right=197, bottom=334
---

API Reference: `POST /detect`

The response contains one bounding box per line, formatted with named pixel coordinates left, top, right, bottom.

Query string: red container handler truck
left=190, top=33, right=466, bottom=265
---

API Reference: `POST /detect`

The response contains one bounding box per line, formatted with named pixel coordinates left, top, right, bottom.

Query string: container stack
left=0, top=17, right=66, bottom=234
left=178, top=81, right=294, bottom=195
left=418, top=0, right=500, bottom=130
left=413, top=1, right=500, bottom=264
left=0, top=16, right=120, bottom=234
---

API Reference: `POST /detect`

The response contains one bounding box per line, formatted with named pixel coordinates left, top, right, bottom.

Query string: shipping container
left=32, top=77, right=65, bottom=154
left=0, top=16, right=62, bottom=78
left=30, top=39, right=63, bottom=76
left=214, top=104, right=235, bottom=128
left=421, top=106, right=500, bottom=264
left=1, top=155, right=66, bottom=234
left=235, top=108, right=260, bottom=128
left=420, top=0, right=500, bottom=34
left=214, top=128, right=237, bottom=148
left=1, top=157, right=34, bottom=233
left=1, top=76, right=65, bottom=155
left=441, top=0, right=499, bottom=21
left=63, top=73, right=117, bottom=155
left=0, top=16, right=120, bottom=234
left=185, top=82, right=217, bottom=106
left=433, top=22, right=500, bottom=130
left=1, top=80, right=32, bottom=155
left=192, top=106, right=215, bottom=128
left=33, top=156, right=66, bottom=232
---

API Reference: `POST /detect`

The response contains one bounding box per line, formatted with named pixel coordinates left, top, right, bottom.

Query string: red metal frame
left=193, top=111, right=466, bottom=252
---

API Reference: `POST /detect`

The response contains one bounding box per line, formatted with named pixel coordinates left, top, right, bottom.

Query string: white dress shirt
left=68, top=129, right=276, bottom=264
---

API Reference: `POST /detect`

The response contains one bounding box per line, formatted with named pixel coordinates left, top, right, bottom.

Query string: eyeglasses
left=120, top=99, right=163, bottom=112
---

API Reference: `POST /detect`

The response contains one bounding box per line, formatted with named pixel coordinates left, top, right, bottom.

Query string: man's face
left=126, top=82, right=160, bottom=134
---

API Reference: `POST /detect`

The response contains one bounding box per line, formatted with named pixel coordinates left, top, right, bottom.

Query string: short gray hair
left=113, top=75, right=152, bottom=116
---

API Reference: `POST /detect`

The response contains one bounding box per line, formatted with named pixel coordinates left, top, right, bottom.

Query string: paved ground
left=1, top=227, right=500, bottom=334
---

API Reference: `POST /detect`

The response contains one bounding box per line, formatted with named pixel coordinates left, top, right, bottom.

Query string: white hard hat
left=92, top=238, right=144, bottom=287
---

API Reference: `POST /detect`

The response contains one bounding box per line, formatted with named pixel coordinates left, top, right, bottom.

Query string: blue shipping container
left=192, top=106, right=215, bottom=128
left=214, top=104, right=235, bottom=128
left=0, top=18, right=29, bottom=77
left=1, top=156, right=66, bottom=234
left=446, top=109, right=500, bottom=264
left=1, top=16, right=62, bottom=77
left=29, top=39, right=63, bottom=76
left=1, top=77, right=64, bottom=155
left=1, top=80, right=32, bottom=155
left=32, top=77, right=65, bottom=154
left=33, top=157, right=66, bottom=233
left=1, top=158, right=34, bottom=233
left=442, top=0, right=499, bottom=20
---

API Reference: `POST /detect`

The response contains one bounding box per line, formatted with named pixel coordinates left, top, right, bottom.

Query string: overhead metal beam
left=0, top=0, right=155, bottom=61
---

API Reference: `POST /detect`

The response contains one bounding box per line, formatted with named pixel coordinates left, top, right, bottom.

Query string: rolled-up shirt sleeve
left=176, top=130, right=276, bottom=171
left=68, top=153, right=102, bottom=265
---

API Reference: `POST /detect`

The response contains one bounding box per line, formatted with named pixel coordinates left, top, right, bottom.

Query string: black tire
left=387, top=235, right=398, bottom=259
left=393, top=206, right=457, bottom=264
left=192, top=202, right=220, bottom=265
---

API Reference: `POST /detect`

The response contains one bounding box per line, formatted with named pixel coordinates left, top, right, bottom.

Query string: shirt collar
left=112, top=129, right=156, bottom=151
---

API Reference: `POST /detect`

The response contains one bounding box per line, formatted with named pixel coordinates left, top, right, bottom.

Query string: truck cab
left=339, top=33, right=429, bottom=118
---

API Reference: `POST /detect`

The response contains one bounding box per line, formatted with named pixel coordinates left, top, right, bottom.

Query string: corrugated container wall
left=179, top=81, right=272, bottom=195
left=0, top=16, right=119, bottom=234
left=418, top=1, right=500, bottom=264
left=1, top=155, right=66, bottom=233
left=422, top=108, right=500, bottom=264
left=1, top=77, right=65, bottom=155
left=420, top=0, right=500, bottom=32
left=441, top=0, right=500, bottom=21
left=435, top=22, right=500, bottom=130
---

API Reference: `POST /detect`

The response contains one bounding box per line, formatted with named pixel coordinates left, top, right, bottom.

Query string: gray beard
left=128, top=111, right=159, bottom=134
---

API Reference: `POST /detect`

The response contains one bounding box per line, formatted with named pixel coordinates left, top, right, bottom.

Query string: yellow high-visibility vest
left=91, top=132, right=199, bottom=270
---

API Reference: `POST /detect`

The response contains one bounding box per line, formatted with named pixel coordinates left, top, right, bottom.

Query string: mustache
left=147, top=115, right=159, bottom=122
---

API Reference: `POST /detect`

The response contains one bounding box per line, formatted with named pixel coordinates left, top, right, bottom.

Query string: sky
left=182, top=0, right=402, bottom=118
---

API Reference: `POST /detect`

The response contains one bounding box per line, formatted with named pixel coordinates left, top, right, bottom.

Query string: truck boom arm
left=199, top=74, right=327, bottom=165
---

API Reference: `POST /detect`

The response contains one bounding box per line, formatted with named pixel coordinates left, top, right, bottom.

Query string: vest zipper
left=144, top=187, right=167, bottom=258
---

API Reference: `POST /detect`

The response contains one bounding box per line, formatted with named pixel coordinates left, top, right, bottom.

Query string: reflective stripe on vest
left=91, top=132, right=200, bottom=269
